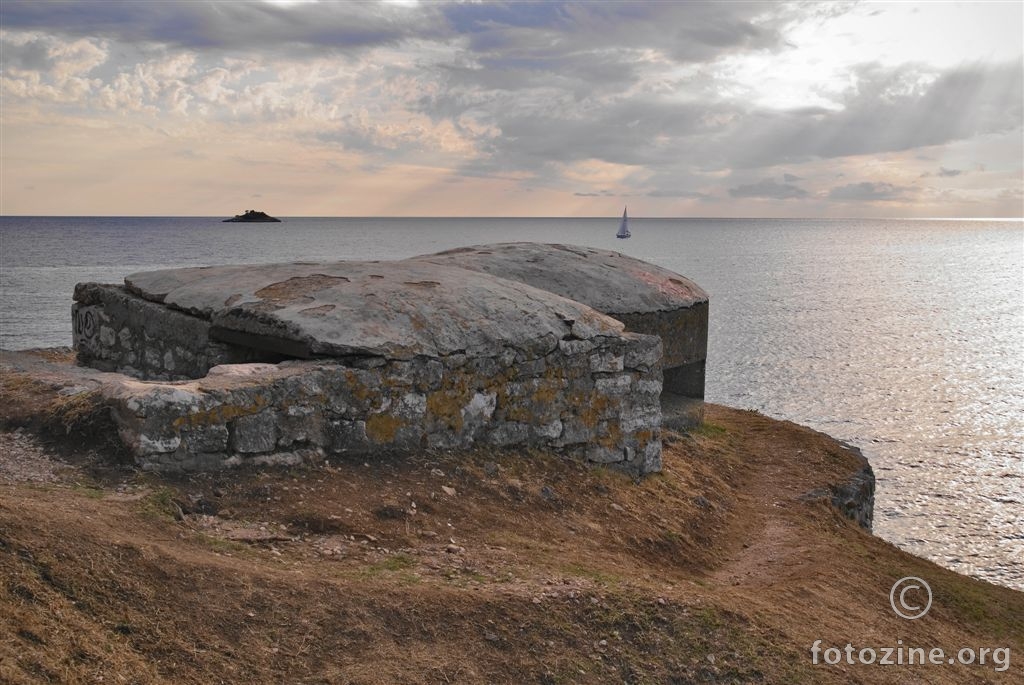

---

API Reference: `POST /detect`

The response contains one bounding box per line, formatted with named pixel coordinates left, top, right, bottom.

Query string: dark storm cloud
left=0, top=0, right=446, bottom=52
left=828, top=182, right=913, bottom=201
left=436, top=51, right=645, bottom=97
left=0, top=0, right=783, bottom=59
left=442, top=1, right=786, bottom=64
left=728, top=178, right=807, bottom=199
left=418, top=1, right=793, bottom=108
left=495, top=98, right=709, bottom=165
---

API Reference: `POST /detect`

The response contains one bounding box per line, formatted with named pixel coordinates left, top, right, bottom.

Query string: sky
left=1, top=0, right=1021, bottom=217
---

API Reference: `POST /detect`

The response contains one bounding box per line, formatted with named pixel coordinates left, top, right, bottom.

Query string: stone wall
left=73, top=283, right=273, bottom=380
left=108, top=332, right=663, bottom=474
left=69, top=244, right=710, bottom=476
left=613, top=302, right=708, bottom=398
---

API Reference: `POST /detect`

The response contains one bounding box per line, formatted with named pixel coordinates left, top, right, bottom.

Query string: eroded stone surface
left=123, top=259, right=625, bottom=361
left=5, top=339, right=663, bottom=474
left=417, top=243, right=706, bottom=312
left=65, top=243, right=710, bottom=475
left=419, top=243, right=708, bottom=397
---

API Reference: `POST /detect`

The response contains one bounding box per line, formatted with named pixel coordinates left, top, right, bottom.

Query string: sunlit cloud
left=0, top=0, right=1020, bottom=216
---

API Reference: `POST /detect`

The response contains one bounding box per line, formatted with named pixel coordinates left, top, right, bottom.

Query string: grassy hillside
left=1, top=404, right=1020, bottom=683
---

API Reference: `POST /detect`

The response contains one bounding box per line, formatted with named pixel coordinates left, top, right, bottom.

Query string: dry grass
left=1, top=405, right=1021, bottom=683
left=1, top=359, right=127, bottom=461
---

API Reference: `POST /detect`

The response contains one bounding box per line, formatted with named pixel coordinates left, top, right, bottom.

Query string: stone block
left=515, top=357, right=547, bottom=377
left=232, top=412, right=277, bottom=453
left=326, top=419, right=370, bottom=453
left=642, top=441, right=662, bottom=472
left=559, top=339, right=594, bottom=356
left=624, top=336, right=662, bottom=371
left=587, top=445, right=626, bottom=464
left=487, top=422, right=530, bottom=446
left=594, top=374, right=633, bottom=395
left=182, top=424, right=229, bottom=453
left=533, top=419, right=563, bottom=440
left=589, top=351, right=624, bottom=373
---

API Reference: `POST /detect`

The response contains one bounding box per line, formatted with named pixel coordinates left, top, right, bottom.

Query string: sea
left=1, top=216, right=1022, bottom=590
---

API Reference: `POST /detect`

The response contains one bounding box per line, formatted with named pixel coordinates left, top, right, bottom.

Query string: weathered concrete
left=123, top=259, right=626, bottom=361
left=418, top=243, right=709, bottom=423
left=69, top=243, right=710, bottom=475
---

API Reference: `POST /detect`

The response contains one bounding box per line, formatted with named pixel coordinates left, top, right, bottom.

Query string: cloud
left=728, top=178, right=807, bottom=199
left=723, top=61, right=1024, bottom=169
left=14, top=3, right=1015, bottom=184
left=0, top=1, right=446, bottom=53
left=827, top=181, right=913, bottom=201
left=0, top=33, right=108, bottom=103
left=645, top=189, right=708, bottom=198
left=1, top=34, right=59, bottom=71
left=443, top=1, right=788, bottom=64
left=1, top=2, right=1020, bottom=216
left=920, top=166, right=968, bottom=178
left=424, top=56, right=1023, bottom=192
left=0, top=1, right=787, bottom=63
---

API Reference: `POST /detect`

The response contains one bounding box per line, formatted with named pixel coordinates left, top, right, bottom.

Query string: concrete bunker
left=418, top=243, right=708, bottom=428
left=71, top=244, right=707, bottom=475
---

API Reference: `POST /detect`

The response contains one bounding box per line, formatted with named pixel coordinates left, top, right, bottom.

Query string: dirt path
left=704, top=406, right=843, bottom=589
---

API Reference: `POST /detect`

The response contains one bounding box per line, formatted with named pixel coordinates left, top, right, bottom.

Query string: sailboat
left=616, top=206, right=631, bottom=239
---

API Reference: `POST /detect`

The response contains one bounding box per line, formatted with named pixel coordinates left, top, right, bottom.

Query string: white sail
left=616, top=207, right=631, bottom=239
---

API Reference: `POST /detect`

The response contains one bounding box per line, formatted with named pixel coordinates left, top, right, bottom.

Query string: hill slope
left=1, top=405, right=1020, bottom=683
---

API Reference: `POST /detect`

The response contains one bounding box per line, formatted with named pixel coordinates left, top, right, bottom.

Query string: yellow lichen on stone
left=531, top=380, right=561, bottom=405
left=633, top=429, right=654, bottom=444
left=345, top=370, right=373, bottom=403
left=366, top=413, right=404, bottom=443
left=173, top=398, right=268, bottom=428
left=426, top=389, right=468, bottom=431
left=597, top=420, right=624, bottom=448
left=572, top=391, right=611, bottom=429
left=425, top=372, right=476, bottom=431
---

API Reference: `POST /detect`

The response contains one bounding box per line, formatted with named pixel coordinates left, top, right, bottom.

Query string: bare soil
left=1, top=402, right=1021, bottom=684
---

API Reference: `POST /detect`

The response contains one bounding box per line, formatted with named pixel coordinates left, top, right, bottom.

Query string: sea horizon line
left=2, top=215, right=1021, bottom=222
